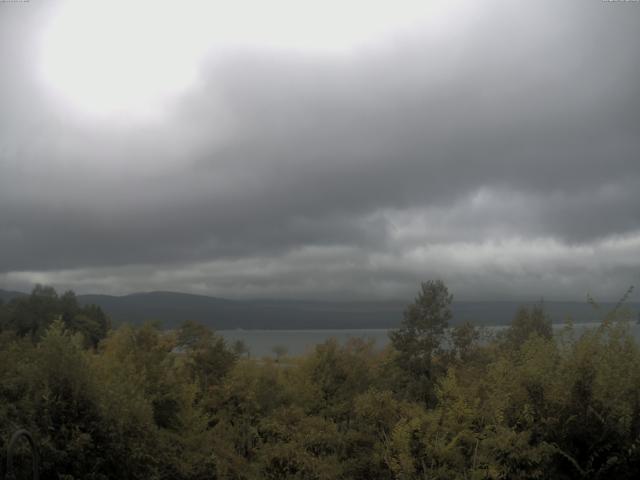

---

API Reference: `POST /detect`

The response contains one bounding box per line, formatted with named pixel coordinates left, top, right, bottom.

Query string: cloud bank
left=1, top=0, right=639, bottom=301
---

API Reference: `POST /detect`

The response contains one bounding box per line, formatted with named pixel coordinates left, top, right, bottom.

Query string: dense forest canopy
left=1, top=283, right=639, bottom=479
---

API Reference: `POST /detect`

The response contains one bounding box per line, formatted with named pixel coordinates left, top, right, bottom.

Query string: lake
left=219, top=322, right=640, bottom=357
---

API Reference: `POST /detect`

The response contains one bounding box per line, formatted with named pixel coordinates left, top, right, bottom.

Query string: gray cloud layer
left=1, top=0, right=639, bottom=300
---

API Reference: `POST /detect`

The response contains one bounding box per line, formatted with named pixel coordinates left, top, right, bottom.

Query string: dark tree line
left=0, top=285, right=110, bottom=347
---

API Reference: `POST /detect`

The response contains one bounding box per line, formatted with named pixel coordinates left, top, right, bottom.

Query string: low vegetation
left=1, top=282, right=639, bottom=479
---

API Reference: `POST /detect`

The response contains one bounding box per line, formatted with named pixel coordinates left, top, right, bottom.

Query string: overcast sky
left=1, top=0, right=639, bottom=301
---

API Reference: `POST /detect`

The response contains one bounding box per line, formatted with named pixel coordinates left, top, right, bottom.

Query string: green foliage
left=502, top=304, right=553, bottom=350
left=389, top=279, right=453, bottom=404
left=177, top=320, right=239, bottom=393
left=1, top=283, right=640, bottom=479
left=0, top=285, right=110, bottom=346
left=450, top=321, right=481, bottom=363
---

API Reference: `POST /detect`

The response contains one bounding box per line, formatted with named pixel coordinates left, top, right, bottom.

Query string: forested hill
left=0, top=289, right=26, bottom=303
left=2, top=289, right=638, bottom=329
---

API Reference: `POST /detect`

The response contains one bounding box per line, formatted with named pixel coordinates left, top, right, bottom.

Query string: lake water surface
left=219, top=322, right=640, bottom=357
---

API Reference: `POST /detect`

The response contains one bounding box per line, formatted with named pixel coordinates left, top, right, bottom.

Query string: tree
left=1, top=286, right=110, bottom=347
left=503, top=304, right=552, bottom=350
left=389, top=280, right=453, bottom=404
left=233, top=339, right=250, bottom=358
left=4, top=285, right=59, bottom=339
left=177, top=320, right=238, bottom=392
left=176, top=320, right=213, bottom=350
left=450, top=321, right=480, bottom=362
left=272, top=345, right=288, bottom=362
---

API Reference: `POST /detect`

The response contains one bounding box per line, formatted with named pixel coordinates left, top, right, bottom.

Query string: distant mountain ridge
left=0, top=289, right=27, bottom=303
left=1, top=288, right=638, bottom=329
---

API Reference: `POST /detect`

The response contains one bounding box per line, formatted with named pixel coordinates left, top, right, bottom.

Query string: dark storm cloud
left=1, top=0, right=639, bottom=299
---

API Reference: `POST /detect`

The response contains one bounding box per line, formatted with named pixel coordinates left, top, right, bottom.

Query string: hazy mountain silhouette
left=2, top=289, right=637, bottom=329
left=0, top=289, right=26, bottom=303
